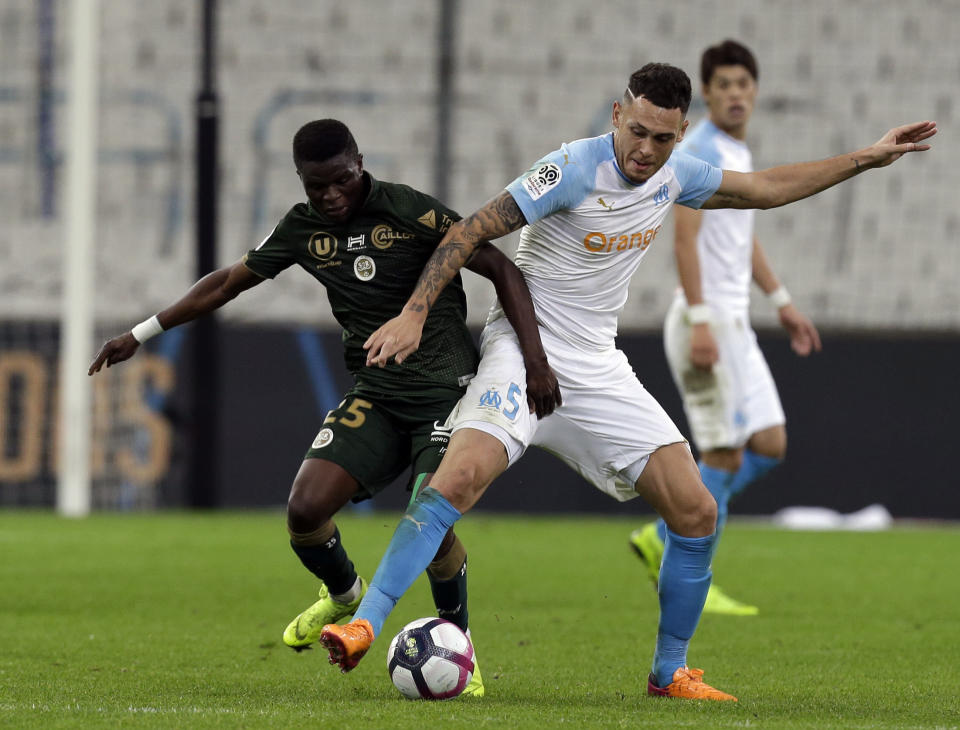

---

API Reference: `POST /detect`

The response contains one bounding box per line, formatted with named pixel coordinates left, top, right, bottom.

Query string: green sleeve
left=411, top=191, right=462, bottom=242
left=243, top=217, right=296, bottom=279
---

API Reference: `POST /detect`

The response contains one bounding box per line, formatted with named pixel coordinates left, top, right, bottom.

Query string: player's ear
left=677, top=118, right=689, bottom=143
left=611, top=100, right=622, bottom=129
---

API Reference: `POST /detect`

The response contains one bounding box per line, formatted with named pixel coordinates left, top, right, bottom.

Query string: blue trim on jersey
left=668, top=150, right=723, bottom=209
left=506, top=134, right=613, bottom=224
left=507, top=131, right=722, bottom=216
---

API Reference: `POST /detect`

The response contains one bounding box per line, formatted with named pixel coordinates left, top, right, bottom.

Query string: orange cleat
left=647, top=667, right=738, bottom=701
left=319, top=619, right=375, bottom=673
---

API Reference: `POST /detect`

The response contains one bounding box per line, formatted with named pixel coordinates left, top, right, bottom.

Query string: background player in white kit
left=320, top=64, right=935, bottom=701
left=630, top=41, right=821, bottom=617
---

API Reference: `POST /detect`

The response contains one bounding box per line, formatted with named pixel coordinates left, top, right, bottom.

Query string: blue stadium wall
left=179, top=324, right=956, bottom=519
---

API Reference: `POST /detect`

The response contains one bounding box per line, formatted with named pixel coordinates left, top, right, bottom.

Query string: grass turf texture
left=1, top=511, right=958, bottom=729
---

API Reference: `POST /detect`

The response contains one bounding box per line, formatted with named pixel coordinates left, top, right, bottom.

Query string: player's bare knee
left=703, top=447, right=742, bottom=473
left=286, top=491, right=321, bottom=533
left=431, top=461, right=489, bottom=513
left=286, top=481, right=336, bottom=533
left=748, top=425, right=787, bottom=461
left=668, top=489, right=717, bottom=537
left=695, top=494, right=718, bottom=534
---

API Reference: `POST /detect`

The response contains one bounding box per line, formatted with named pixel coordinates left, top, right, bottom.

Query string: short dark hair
left=700, top=40, right=758, bottom=86
left=292, top=119, right=359, bottom=166
left=625, top=63, right=692, bottom=116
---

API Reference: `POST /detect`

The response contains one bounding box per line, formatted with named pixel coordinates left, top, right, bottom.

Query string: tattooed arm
left=702, top=120, right=936, bottom=210
left=364, top=191, right=527, bottom=366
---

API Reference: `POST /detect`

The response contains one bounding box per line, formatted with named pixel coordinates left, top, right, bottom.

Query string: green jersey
left=243, top=173, right=479, bottom=392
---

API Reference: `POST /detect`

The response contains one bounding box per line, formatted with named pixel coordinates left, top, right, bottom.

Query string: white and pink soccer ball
left=386, top=618, right=475, bottom=700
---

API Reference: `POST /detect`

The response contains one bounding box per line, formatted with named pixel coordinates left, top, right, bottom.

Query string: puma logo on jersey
left=562, top=154, right=576, bottom=167
left=403, top=515, right=428, bottom=531
left=597, top=197, right=615, bottom=211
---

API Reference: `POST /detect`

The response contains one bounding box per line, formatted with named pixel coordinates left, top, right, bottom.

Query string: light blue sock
left=700, top=462, right=736, bottom=536
left=651, top=528, right=715, bottom=687
left=728, top=449, right=781, bottom=499
left=354, top=487, right=461, bottom=638
left=656, top=462, right=734, bottom=542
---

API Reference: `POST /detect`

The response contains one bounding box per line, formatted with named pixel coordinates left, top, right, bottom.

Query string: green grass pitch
left=1, top=510, right=958, bottom=728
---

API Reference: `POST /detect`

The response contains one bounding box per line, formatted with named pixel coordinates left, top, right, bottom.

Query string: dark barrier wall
left=205, top=324, right=956, bottom=519
left=1, top=321, right=950, bottom=515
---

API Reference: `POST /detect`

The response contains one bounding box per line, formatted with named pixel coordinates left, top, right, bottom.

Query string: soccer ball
left=386, top=617, right=474, bottom=700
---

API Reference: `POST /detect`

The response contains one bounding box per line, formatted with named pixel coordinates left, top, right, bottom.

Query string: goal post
left=57, top=0, right=100, bottom=517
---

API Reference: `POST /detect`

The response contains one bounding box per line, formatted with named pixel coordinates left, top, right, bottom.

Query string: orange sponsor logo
left=583, top=226, right=661, bottom=254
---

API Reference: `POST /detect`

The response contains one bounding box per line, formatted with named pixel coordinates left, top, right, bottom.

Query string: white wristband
left=131, top=315, right=164, bottom=344
left=687, top=303, right=711, bottom=325
left=768, top=286, right=792, bottom=310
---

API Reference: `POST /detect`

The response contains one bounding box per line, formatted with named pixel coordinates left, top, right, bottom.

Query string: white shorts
left=445, top=317, right=687, bottom=501
left=663, top=293, right=785, bottom=452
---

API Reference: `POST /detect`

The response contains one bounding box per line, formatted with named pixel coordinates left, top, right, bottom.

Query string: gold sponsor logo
left=308, top=232, right=338, bottom=261
left=417, top=210, right=436, bottom=229
left=438, top=213, right=455, bottom=234
left=582, top=226, right=662, bottom=254
left=371, top=224, right=416, bottom=250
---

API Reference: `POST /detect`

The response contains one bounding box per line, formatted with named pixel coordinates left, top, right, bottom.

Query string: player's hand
left=523, top=355, right=562, bottom=418
left=690, top=323, right=719, bottom=371
left=863, top=121, right=937, bottom=169
left=88, top=332, right=140, bottom=375
left=778, top=304, right=822, bottom=357
left=364, top=310, right=426, bottom=367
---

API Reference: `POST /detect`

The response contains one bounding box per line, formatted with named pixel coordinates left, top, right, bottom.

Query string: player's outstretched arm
left=466, top=243, right=561, bottom=417
left=751, top=239, right=821, bottom=357
left=87, top=261, right=263, bottom=375
left=702, top=121, right=937, bottom=211
left=365, top=191, right=527, bottom=366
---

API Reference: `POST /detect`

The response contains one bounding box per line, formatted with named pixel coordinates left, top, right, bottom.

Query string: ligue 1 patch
left=520, top=162, right=562, bottom=200
left=312, top=428, right=334, bottom=449
left=354, top=255, right=376, bottom=281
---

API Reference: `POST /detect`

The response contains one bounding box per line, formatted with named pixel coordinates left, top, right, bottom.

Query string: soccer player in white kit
left=321, top=64, right=936, bottom=701
left=630, top=41, right=821, bottom=617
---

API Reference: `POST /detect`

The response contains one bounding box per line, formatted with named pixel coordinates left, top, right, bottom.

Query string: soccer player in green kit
left=89, top=119, right=561, bottom=697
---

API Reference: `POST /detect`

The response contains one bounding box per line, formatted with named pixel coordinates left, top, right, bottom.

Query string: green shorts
left=303, top=383, right=463, bottom=501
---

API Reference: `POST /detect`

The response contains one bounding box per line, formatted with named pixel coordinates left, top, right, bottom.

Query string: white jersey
left=679, top=119, right=754, bottom=315
left=493, top=133, right=723, bottom=352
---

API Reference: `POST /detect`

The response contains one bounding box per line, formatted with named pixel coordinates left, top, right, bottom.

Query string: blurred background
left=1, top=0, right=957, bottom=517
